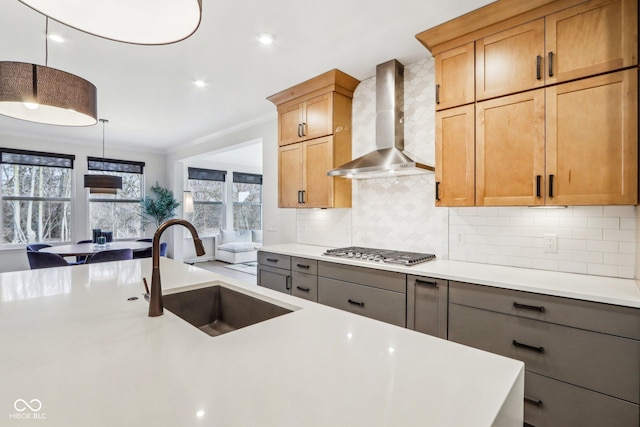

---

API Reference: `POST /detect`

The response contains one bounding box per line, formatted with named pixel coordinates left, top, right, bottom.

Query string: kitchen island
left=0, top=258, right=523, bottom=426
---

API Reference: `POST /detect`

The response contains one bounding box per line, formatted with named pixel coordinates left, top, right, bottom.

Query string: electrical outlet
left=543, top=234, right=557, bottom=253
left=266, top=223, right=277, bottom=232
left=456, top=232, right=464, bottom=245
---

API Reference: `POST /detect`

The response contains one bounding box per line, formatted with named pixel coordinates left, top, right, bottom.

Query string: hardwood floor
left=190, top=260, right=257, bottom=286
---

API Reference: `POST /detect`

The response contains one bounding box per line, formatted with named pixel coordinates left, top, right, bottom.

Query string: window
left=232, top=172, right=262, bottom=231
left=1, top=148, right=75, bottom=244
left=88, top=157, right=145, bottom=239
left=188, top=167, right=225, bottom=236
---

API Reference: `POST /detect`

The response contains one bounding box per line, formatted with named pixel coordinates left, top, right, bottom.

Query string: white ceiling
left=0, top=0, right=494, bottom=153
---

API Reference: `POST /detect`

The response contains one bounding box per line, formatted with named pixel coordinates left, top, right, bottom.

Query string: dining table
left=40, top=241, right=152, bottom=257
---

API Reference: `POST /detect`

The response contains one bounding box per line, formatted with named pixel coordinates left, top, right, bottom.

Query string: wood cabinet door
left=303, top=93, right=333, bottom=141
left=278, top=143, right=304, bottom=208
left=546, top=69, right=638, bottom=205
left=278, top=102, right=304, bottom=146
left=435, top=42, right=475, bottom=110
left=476, top=89, right=545, bottom=206
left=476, top=19, right=545, bottom=100
left=303, top=136, right=334, bottom=208
left=545, top=0, right=638, bottom=85
left=435, top=104, right=475, bottom=206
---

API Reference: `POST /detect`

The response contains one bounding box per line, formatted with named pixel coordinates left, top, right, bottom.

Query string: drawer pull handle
left=415, top=279, right=438, bottom=288
left=512, top=340, right=544, bottom=353
left=285, top=275, right=291, bottom=291
left=348, top=299, right=365, bottom=307
left=513, top=302, right=545, bottom=312
left=435, top=84, right=441, bottom=104
left=266, top=258, right=279, bottom=263
left=435, top=181, right=440, bottom=201
left=296, top=286, right=310, bottom=293
left=296, top=264, right=310, bottom=269
left=536, top=55, right=542, bottom=80
left=524, top=396, right=543, bottom=407
left=548, top=51, right=554, bottom=77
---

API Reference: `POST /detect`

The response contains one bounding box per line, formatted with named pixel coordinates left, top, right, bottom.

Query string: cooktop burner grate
left=323, top=246, right=436, bottom=266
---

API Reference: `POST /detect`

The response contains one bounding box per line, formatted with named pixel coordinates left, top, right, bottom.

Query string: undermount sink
left=163, top=285, right=293, bottom=337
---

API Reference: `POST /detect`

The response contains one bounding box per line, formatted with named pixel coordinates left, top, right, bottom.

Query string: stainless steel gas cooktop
left=322, top=246, right=436, bottom=266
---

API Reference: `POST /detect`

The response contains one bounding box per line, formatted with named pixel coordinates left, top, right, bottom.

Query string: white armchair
left=215, top=229, right=262, bottom=264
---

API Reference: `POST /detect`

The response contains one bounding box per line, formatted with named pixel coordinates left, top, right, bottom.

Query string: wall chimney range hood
left=328, top=59, right=434, bottom=179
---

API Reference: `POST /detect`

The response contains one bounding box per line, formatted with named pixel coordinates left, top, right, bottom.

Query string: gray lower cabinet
left=448, top=281, right=640, bottom=427
left=257, top=251, right=291, bottom=295
left=406, top=275, right=448, bottom=339
left=291, top=257, right=318, bottom=302
left=317, top=261, right=406, bottom=327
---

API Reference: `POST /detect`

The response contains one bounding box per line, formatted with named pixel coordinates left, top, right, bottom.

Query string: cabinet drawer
left=318, top=261, right=406, bottom=293
left=449, top=303, right=640, bottom=403
left=291, top=271, right=317, bottom=302
left=524, top=371, right=639, bottom=427
left=257, top=265, right=291, bottom=295
left=292, top=257, right=317, bottom=275
left=450, top=281, right=640, bottom=340
left=406, top=275, right=448, bottom=339
left=258, top=251, right=291, bottom=269
left=318, top=277, right=406, bottom=327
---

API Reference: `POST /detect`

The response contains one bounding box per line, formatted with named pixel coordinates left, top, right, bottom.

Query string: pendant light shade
left=84, top=119, right=122, bottom=194
left=0, top=61, right=97, bottom=126
left=18, top=0, right=203, bottom=45
left=183, top=191, right=194, bottom=214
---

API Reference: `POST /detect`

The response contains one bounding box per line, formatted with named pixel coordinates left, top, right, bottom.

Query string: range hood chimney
left=328, top=59, right=434, bottom=179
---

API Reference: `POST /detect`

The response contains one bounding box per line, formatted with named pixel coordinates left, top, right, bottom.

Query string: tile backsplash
left=295, top=56, right=638, bottom=279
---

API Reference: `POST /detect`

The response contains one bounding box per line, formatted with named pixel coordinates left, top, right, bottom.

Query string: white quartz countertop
left=0, top=258, right=523, bottom=426
left=260, top=243, right=640, bottom=308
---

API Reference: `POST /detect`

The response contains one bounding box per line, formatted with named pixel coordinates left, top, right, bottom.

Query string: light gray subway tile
left=619, top=241, right=637, bottom=254
left=604, top=253, right=635, bottom=266
left=587, top=240, right=619, bottom=253
left=508, top=256, right=534, bottom=268
left=558, top=216, right=588, bottom=228
left=558, top=238, right=587, bottom=251
left=572, top=206, right=604, bottom=217
left=603, top=205, right=635, bottom=217
left=573, top=251, right=603, bottom=263
left=587, top=263, right=619, bottom=277
left=603, top=229, right=636, bottom=242
left=533, top=259, right=559, bottom=271
left=558, top=261, right=588, bottom=274
left=618, top=266, right=635, bottom=278
left=588, top=217, right=620, bottom=229
left=620, top=217, right=636, bottom=230
left=573, top=228, right=603, bottom=240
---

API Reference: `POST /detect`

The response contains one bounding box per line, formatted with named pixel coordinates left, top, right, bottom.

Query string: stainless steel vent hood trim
left=328, top=59, right=434, bottom=179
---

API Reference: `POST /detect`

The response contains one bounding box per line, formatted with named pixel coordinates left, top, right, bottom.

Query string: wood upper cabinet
left=476, top=89, right=546, bottom=206
left=269, top=69, right=359, bottom=209
left=435, top=104, right=475, bottom=206
left=546, top=69, right=638, bottom=205
left=476, top=19, right=545, bottom=101
left=545, top=0, right=638, bottom=85
left=435, top=42, right=475, bottom=110
left=277, top=93, right=333, bottom=146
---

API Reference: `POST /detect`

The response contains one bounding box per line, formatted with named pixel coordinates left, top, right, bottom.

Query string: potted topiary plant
left=140, top=182, right=181, bottom=228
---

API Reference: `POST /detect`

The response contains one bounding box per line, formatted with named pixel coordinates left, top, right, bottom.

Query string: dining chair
left=133, top=242, right=167, bottom=259
left=87, top=249, right=133, bottom=264
left=26, top=243, right=51, bottom=252
left=27, top=251, right=70, bottom=269
left=76, top=239, right=93, bottom=264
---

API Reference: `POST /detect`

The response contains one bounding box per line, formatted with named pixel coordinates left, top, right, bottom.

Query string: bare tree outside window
left=233, top=182, right=262, bottom=231
left=188, top=178, right=224, bottom=236
left=1, top=163, right=72, bottom=244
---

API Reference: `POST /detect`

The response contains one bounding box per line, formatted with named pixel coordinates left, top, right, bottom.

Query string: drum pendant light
left=18, top=0, right=203, bottom=45
left=84, top=119, right=122, bottom=195
left=0, top=18, right=97, bottom=126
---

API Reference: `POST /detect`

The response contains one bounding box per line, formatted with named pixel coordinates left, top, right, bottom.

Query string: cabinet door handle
left=512, top=340, right=544, bottom=353
left=301, top=122, right=306, bottom=136
left=348, top=299, right=365, bottom=307
left=297, top=123, right=302, bottom=138
left=415, top=278, right=438, bottom=287
left=296, top=286, right=310, bottom=293
left=524, top=396, right=543, bottom=407
left=548, top=174, right=554, bottom=198
left=548, top=52, right=554, bottom=77
left=536, top=55, right=542, bottom=80
left=301, top=190, right=306, bottom=204
left=296, top=264, right=310, bottom=269
left=514, top=302, right=545, bottom=312
left=435, top=84, right=441, bottom=104
left=266, top=258, right=279, bottom=263
left=285, top=275, right=291, bottom=291
left=297, top=190, right=303, bottom=204
left=435, top=181, right=440, bottom=201
left=535, top=175, right=541, bottom=198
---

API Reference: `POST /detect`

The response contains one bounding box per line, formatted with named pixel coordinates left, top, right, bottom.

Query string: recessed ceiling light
left=193, top=80, right=207, bottom=87
left=48, top=34, right=64, bottom=43
left=257, top=33, right=275, bottom=45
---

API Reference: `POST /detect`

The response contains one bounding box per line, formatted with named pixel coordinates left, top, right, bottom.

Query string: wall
left=0, top=133, right=166, bottom=272
left=296, top=57, right=638, bottom=279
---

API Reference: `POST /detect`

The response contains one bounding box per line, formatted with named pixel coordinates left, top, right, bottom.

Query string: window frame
left=187, top=167, right=226, bottom=238
left=232, top=172, right=263, bottom=231
left=0, top=148, right=75, bottom=246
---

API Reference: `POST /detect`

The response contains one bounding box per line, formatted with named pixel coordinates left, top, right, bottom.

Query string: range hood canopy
left=328, top=59, right=434, bottom=179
